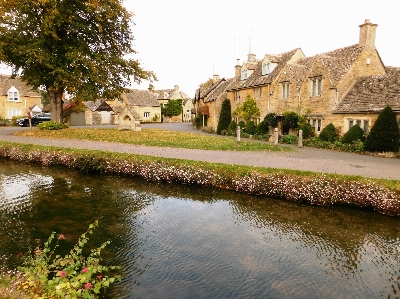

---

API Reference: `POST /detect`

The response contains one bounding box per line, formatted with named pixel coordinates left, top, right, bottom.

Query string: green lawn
left=15, top=128, right=293, bottom=152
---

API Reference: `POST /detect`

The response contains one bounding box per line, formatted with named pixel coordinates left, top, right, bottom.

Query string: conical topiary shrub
left=341, top=124, right=364, bottom=144
left=319, top=123, right=338, bottom=142
left=365, top=105, right=400, bottom=152
left=217, top=98, right=231, bottom=135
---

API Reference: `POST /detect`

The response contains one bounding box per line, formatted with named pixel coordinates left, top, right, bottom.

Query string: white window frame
left=310, top=77, right=322, bottom=97
left=8, top=109, right=22, bottom=119
left=8, top=86, right=20, bottom=102
left=281, top=82, right=290, bottom=99
left=308, top=118, right=322, bottom=133
left=234, top=91, right=240, bottom=102
left=346, top=118, right=369, bottom=133
left=144, top=112, right=150, bottom=118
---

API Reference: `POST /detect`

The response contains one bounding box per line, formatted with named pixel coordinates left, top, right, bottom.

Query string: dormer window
left=310, top=77, right=322, bottom=97
left=164, top=92, right=169, bottom=99
left=262, top=63, right=271, bottom=75
left=8, top=86, right=19, bottom=101
left=241, top=68, right=247, bottom=80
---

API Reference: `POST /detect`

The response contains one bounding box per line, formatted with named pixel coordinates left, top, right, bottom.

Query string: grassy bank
left=14, top=128, right=292, bottom=152
left=1, top=141, right=399, bottom=217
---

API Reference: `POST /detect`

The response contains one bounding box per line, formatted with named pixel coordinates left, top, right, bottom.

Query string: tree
left=264, top=113, right=278, bottom=130
left=282, top=111, right=299, bottom=129
left=365, top=105, right=400, bottom=152
left=0, top=0, right=155, bottom=123
left=217, top=98, right=231, bottom=134
left=233, top=95, right=260, bottom=122
left=341, top=124, right=364, bottom=144
left=162, top=99, right=183, bottom=118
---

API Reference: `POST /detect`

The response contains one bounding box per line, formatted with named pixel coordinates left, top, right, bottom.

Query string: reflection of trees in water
left=229, top=197, right=400, bottom=296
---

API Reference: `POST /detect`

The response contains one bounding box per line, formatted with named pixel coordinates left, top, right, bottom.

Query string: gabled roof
left=195, top=78, right=227, bottom=101
left=204, top=77, right=239, bottom=103
left=0, top=75, right=41, bottom=97
left=334, top=66, right=400, bottom=113
left=154, top=89, right=174, bottom=100
left=316, top=44, right=365, bottom=85
left=228, top=48, right=302, bottom=90
left=123, top=89, right=160, bottom=107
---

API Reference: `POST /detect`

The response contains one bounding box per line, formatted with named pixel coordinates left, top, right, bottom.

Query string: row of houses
left=194, top=19, right=400, bottom=136
left=0, top=76, right=193, bottom=125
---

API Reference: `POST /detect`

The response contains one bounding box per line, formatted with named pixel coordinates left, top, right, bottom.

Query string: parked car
left=17, top=113, right=51, bottom=127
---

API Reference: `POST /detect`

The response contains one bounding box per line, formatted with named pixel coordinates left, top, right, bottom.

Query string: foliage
left=282, top=111, right=299, bottom=129
left=244, top=121, right=256, bottom=135
left=16, top=221, right=120, bottom=298
left=0, top=0, right=156, bottom=123
left=194, top=115, right=202, bottom=129
left=162, top=99, right=183, bottom=118
left=40, top=90, right=50, bottom=107
left=0, top=142, right=399, bottom=216
left=319, top=123, right=339, bottom=142
left=14, top=128, right=292, bottom=152
left=38, top=121, right=69, bottom=131
left=233, top=95, right=260, bottom=122
left=62, top=99, right=87, bottom=122
left=238, top=121, right=246, bottom=130
left=217, top=98, right=231, bottom=135
left=304, top=137, right=365, bottom=153
left=227, top=120, right=237, bottom=132
left=365, top=106, right=400, bottom=152
left=299, top=122, right=314, bottom=139
left=199, top=78, right=214, bottom=89
left=341, top=124, right=365, bottom=144
left=263, top=113, right=278, bottom=130
left=279, top=134, right=298, bottom=144
left=255, top=121, right=267, bottom=135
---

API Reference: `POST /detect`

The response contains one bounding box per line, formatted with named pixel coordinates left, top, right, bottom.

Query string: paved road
left=1, top=123, right=399, bottom=181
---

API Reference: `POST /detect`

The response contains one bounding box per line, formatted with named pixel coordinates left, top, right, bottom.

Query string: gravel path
left=1, top=124, right=399, bottom=181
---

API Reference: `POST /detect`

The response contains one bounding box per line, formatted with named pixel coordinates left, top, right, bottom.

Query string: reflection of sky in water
left=0, top=173, right=53, bottom=211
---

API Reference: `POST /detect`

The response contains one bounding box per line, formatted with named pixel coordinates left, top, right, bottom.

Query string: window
left=281, top=82, right=290, bottom=99
left=308, top=118, right=322, bottom=133
left=234, top=91, right=240, bottom=102
left=8, top=87, right=19, bottom=101
left=241, top=69, right=247, bottom=80
left=8, top=109, right=22, bottom=118
left=144, top=112, right=150, bottom=118
left=262, top=63, right=271, bottom=75
left=254, top=87, right=262, bottom=99
left=347, top=118, right=369, bottom=133
left=311, top=77, right=322, bottom=96
left=118, top=97, right=123, bottom=103
left=164, top=92, right=169, bottom=99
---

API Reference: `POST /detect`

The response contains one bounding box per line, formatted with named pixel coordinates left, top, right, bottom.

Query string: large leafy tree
left=0, top=0, right=155, bottom=123
left=162, top=99, right=183, bottom=118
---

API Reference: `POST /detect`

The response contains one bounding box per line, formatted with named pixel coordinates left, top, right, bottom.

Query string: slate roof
left=334, top=66, right=400, bottom=113
left=228, top=48, right=301, bottom=91
left=123, top=89, right=160, bottom=107
left=204, top=77, right=239, bottom=103
left=195, top=78, right=227, bottom=101
left=154, top=89, right=174, bottom=100
left=0, top=75, right=41, bottom=97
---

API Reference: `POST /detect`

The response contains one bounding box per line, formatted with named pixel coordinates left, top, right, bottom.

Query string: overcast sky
left=125, top=0, right=400, bottom=97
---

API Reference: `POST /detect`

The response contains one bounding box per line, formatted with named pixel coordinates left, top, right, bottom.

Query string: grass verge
left=14, top=128, right=292, bottom=152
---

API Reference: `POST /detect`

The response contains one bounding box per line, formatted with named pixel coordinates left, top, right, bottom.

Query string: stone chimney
left=213, top=74, right=220, bottom=83
left=174, top=85, right=179, bottom=93
left=235, top=59, right=241, bottom=77
left=247, top=45, right=256, bottom=62
left=359, top=19, right=378, bottom=48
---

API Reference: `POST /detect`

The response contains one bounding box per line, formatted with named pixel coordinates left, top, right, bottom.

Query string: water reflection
left=0, top=160, right=399, bottom=299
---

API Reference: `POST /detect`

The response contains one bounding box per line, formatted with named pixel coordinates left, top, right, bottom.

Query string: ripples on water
left=0, top=160, right=399, bottom=299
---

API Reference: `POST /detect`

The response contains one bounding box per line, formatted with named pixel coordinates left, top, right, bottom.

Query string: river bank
left=1, top=141, right=399, bottom=217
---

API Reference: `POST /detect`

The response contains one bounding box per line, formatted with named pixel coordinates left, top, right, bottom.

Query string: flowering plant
left=17, top=220, right=120, bottom=298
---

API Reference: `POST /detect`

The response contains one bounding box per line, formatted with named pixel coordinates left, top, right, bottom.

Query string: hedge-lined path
left=1, top=124, right=399, bottom=180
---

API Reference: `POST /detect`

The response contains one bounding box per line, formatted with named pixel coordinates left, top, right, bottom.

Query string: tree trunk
left=48, top=88, right=64, bottom=123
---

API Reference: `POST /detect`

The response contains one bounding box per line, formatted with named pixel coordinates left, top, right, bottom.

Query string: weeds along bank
left=1, top=142, right=399, bottom=217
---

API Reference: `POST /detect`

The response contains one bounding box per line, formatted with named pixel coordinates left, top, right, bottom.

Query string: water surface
left=0, top=160, right=399, bottom=299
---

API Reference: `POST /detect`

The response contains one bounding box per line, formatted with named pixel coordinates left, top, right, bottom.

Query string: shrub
left=244, top=121, right=256, bottom=135
left=319, top=123, right=338, bottom=142
left=38, top=121, right=69, bottom=130
left=194, top=115, right=202, bottom=129
left=227, top=120, right=237, bottom=132
left=216, top=98, right=231, bottom=135
left=17, top=221, right=120, bottom=298
left=264, top=113, right=278, bottom=130
left=299, top=122, right=314, bottom=139
left=365, top=105, right=400, bottom=152
left=282, top=111, right=299, bottom=129
left=255, top=120, right=267, bottom=135
left=238, top=121, right=245, bottom=130
left=341, top=124, right=364, bottom=144
left=279, top=134, right=298, bottom=144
